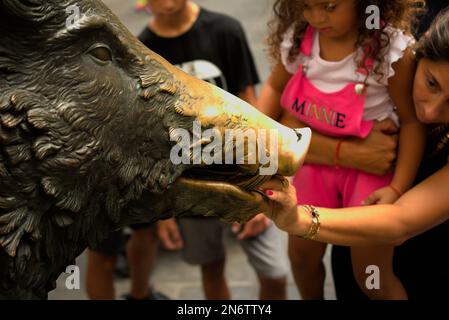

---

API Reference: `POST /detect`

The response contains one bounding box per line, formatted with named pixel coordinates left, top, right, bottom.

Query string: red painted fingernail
left=266, top=190, right=274, bottom=196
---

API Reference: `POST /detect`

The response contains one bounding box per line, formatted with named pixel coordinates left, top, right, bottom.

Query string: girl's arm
left=257, top=62, right=398, bottom=176
left=237, top=85, right=258, bottom=106
left=262, top=164, right=449, bottom=246
left=388, top=48, right=426, bottom=192
left=365, top=48, right=427, bottom=204
left=257, top=61, right=292, bottom=120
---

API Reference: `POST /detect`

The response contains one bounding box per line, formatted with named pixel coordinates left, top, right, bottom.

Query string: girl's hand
left=258, top=177, right=300, bottom=234
left=232, top=214, right=271, bottom=240
left=362, top=186, right=401, bottom=206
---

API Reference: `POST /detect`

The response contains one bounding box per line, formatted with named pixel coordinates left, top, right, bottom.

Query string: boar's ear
left=0, top=0, right=54, bottom=23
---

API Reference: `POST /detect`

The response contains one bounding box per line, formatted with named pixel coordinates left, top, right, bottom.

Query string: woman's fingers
left=260, top=177, right=296, bottom=203
left=257, top=177, right=299, bottom=223
left=264, top=189, right=285, bottom=204
left=259, top=178, right=284, bottom=191
left=264, top=187, right=298, bottom=212
left=374, top=118, right=399, bottom=135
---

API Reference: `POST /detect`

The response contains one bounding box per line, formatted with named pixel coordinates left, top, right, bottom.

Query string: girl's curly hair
left=267, top=0, right=426, bottom=80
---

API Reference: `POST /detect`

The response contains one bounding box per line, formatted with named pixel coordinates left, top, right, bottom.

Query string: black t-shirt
left=138, top=8, right=259, bottom=96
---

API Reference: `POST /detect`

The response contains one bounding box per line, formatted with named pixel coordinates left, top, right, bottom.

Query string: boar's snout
left=137, top=49, right=311, bottom=222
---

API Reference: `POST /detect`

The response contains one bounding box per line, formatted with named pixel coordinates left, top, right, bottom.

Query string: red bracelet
left=334, top=140, right=343, bottom=167
left=389, top=184, right=403, bottom=197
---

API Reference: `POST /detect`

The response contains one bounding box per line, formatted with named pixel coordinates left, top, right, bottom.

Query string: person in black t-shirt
left=144, top=0, right=289, bottom=300
left=138, top=3, right=259, bottom=102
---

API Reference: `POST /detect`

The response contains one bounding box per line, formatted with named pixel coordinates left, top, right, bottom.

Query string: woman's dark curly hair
left=416, top=7, right=449, bottom=62
left=267, top=0, right=425, bottom=79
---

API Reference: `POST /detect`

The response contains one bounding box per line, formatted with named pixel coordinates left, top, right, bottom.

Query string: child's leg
left=289, top=235, right=327, bottom=299
left=343, top=170, right=407, bottom=299
left=240, top=223, right=288, bottom=300
left=177, top=218, right=229, bottom=299
left=351, top=246, right=407, bottom=300
left=290, top=164, right=340, bottom=300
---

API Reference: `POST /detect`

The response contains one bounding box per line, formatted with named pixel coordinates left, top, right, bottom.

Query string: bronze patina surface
left=0, top=0, right=310, bottom=299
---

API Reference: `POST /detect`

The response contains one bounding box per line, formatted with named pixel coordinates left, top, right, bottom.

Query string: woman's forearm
left=289, top=165, right=449, bottom=246
left=302, top=205, right=409, bottom=246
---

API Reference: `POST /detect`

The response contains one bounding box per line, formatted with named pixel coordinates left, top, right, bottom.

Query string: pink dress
left=281, top=26, right=393, bottom=208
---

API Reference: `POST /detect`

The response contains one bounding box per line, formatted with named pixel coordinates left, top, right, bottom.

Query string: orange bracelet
left=334, top=140, right=343, bottom=167
left=389, top=184, right=403, bottom=197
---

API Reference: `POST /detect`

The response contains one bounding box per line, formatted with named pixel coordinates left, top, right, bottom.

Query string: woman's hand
left=339, top=119, right=399, bottom=175
left=284, top=118, right=399, bottom=176
left=258, top=178, right=302, bottom=235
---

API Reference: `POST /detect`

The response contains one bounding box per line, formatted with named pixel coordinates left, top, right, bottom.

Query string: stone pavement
left=48, top=0, right=336, bottom=300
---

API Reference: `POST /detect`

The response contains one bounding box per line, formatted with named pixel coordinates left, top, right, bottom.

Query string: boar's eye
left=87, top=44, right=113, bottom=64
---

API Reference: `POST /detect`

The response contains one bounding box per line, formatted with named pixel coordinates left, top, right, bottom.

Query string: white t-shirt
left=280, top=26, right=415, bottom=126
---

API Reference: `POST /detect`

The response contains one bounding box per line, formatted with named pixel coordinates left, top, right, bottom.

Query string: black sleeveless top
left=415, top=124, right=449, bottom=182
left=393, top=124, right=449, bottom=299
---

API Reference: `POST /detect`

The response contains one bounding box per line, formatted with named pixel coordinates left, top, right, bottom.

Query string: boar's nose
left=143, top=50, right=311, bottom=176
left=178, top=76, right=311, bottom=176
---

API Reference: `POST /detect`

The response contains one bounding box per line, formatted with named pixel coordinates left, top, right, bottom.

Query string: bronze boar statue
left=0, top=0, right=311, bottom=299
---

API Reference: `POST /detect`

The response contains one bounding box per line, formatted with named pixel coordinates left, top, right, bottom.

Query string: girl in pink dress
left=258, top=0, right=426, bottom=299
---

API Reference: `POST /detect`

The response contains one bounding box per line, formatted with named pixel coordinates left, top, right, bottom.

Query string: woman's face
left=414, top=59, right=449, bottom=124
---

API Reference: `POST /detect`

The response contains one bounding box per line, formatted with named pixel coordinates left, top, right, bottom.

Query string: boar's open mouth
left=172, top=127, right=311, bottom=205
left=181, top=163, right=273, bottom=193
